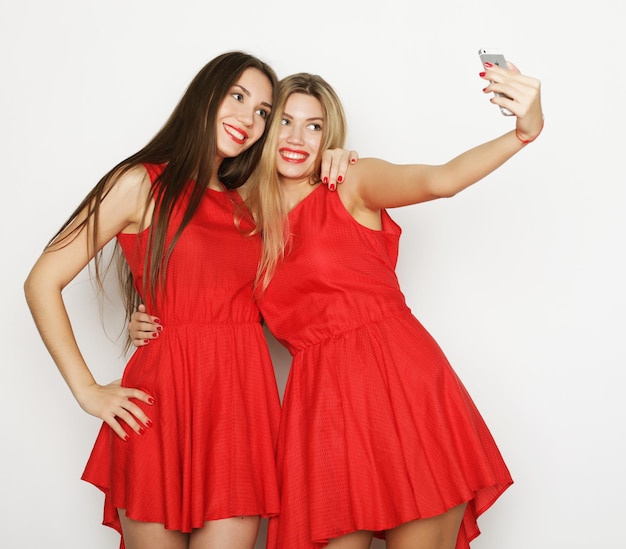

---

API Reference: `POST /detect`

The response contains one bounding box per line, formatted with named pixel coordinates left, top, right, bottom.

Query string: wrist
left=515, top=117, right=544, bottom=145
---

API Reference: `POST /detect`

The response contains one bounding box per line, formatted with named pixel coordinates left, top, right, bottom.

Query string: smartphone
left=478, top=48, right=514, bottom=116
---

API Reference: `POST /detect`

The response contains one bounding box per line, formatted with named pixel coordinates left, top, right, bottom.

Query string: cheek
left=255, top=118, right=268, bottom=137
left=308, top=134, right=324, bottom=155
left=246, top=121, right=266, bottom=146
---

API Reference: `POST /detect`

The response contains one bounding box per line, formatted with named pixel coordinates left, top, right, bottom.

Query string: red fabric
left=258, top=185, right=512, bottom=549
left=82, top=164, right=281, bottom=547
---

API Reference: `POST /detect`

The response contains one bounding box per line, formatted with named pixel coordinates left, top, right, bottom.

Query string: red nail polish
left=482, top=87, right=488, bottom=92
left=323, top=177, right=328, bottom=184
left=350, top=158, right=356, bottom=164
left=329, top=183, right=336, bottom=191
left=337, top=175, right=343, bottom=183
left=156, top=326, right=163, bottom=332
left=143, top=339, right=149, bottom=344
left=154, top=318, right=161, bottom=324
left=152, top=332, right=158, bottom=338
left=148, top=397, right=155, bottom=405
left=123, top=434, right=130, bottom=442
left=138, top=427, right=145, bottom=435
left=479, top=71, right=486, bottom=78
left=483, top=61, right=493, bottom=68
left=146, top=419, right=153, bottom=427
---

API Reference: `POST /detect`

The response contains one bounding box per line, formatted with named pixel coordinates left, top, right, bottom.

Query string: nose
left=286, top=125, right=304, bottom=145
left=237, top=106, right=254, bottom=127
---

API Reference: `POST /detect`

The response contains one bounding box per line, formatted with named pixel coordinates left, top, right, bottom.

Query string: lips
left=223, top=123, right=249, bottom=145
left=279, top=148, right=309, bottom=163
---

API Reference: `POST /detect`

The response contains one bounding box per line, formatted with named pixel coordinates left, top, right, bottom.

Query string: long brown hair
left=46, top=51, right=278, bottom=349
left=244, top=73, right=347, bottom=292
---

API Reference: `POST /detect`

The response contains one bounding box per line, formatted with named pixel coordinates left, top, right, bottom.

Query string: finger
left=132, top=337, right=152, bottom=348
left=130, top=328, right=160, bottom=347
left=349, top=150, right=359, bottom=165
left=129, top=321, right=161, bottom=334
left=487, top=79, right=540, bottom=118
left=483, top=61, right=517, bottom=80
left=116, top=391, right=154, bottom=432
left=104, top=416, right=131, bottom=441
left=131, top=311, right=158, bottom=324
left=506, top=61, right=521, bottom=75
left=134, top=328, right=160, bottom=339
left=132, top=303, right=161, bottom=326
left=489, top=94, right=519, bottom=117
left=125, top=387, right=156, bottom=407
left=319, top=149, right=333, bottom=186
left=325, top=151, right=347, bottom=191
left=112, top=405, right=145, bottom=435
left=332, top=152, right=355, bottom=191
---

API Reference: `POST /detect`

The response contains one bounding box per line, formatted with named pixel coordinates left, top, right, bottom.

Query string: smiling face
left=215, top=67, right=274, bottom=159
left=275, top=93, right=325, bottom=183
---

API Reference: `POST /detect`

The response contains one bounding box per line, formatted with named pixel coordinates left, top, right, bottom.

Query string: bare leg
left=189, top=516, right=261, bottom=549
left=385, top=503, right=467, bottom=549
left=119, top=508, right=189, bottom=549
left=326, top=530, right=374, bottom=549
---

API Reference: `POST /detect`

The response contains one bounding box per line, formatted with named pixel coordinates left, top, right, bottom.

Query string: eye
left=307, top=123, right=322, bottom=131
left=255, top=108, right=269, bottom=119
left=280, top=118, right=290, bottom=126
left=232, top=92, right=244, bottom=102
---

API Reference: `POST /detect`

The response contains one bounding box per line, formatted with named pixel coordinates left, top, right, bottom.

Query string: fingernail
left=154, top=318, right=161, bottom=324
left=156, top=326, right=163, bottom=332
left=482, top=87, right=488, bottom=92
left=151, top=332, right=159, bottom=338
left=350, top=158, right=356, bottom=164
left=329, top=183, right=336, bottom=191
left=337, top=175, right=343, bottom=183
left=138, top=427, right=145, bottom=435
left=148, top=397, right=155, bottom=405
left=483, top=61, right=493, bottom=68
left=323, top=177, right=328, bottom=184
left=143, top=339, right=150, bottom=344
left=479, top=71, right=486, bottom=78
left=123, top=434, right=130, bottom=442
left=146, top=419, right=153, bottom=427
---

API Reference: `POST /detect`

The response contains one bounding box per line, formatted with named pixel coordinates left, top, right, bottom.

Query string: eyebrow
left=234, top=84, right=273, bottom=110
left=282, top=112, right=324, bottom=123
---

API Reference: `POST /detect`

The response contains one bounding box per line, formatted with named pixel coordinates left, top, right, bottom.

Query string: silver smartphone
left=478, top=48, right=514, bottom=116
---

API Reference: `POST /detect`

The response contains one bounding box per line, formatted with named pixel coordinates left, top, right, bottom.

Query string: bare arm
left=24, top=165, right=155, bottom=440
left=349, top=62, right=543, bottom=211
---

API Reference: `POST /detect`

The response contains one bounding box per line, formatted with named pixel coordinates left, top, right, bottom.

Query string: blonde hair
left=244, top=73, right=347, bottom=292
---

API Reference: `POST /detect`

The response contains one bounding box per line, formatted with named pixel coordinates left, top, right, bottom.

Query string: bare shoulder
left=104, top=164, right=154, bottom=232
left=346, top=158, right=395, bottom=183
left=341, top=158, right=394, bottom=196
left=108, top=164, right=151, bottom=198
left=337, top=158, right=381, bottom=211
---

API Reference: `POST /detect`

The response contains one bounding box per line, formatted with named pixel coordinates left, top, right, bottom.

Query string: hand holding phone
left=478, top=48, right=514, bottom=116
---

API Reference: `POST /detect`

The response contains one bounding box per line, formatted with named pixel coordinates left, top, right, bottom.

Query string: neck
left=279, top=175, right=317, bottom=211
left=207, top=158, right=224, bottom=191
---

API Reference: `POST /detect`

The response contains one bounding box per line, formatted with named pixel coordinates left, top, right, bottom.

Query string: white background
left=2, top=1, right=624, bottom=548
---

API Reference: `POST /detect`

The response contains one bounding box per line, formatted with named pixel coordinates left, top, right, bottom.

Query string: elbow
left=439, top=189, right=458, bottom=199
left=24, top=271, right=39, bottom=308
left=425, top=176, right=459, bottom=200
left=24, top=268, right=54, bottom=309
left=431, top=186, right=458, bottom=200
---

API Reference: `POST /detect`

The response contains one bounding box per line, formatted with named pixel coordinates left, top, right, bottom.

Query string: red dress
left=82, top=164, right=281, bottom=546
left=258, top=185, right=512, bottom=549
